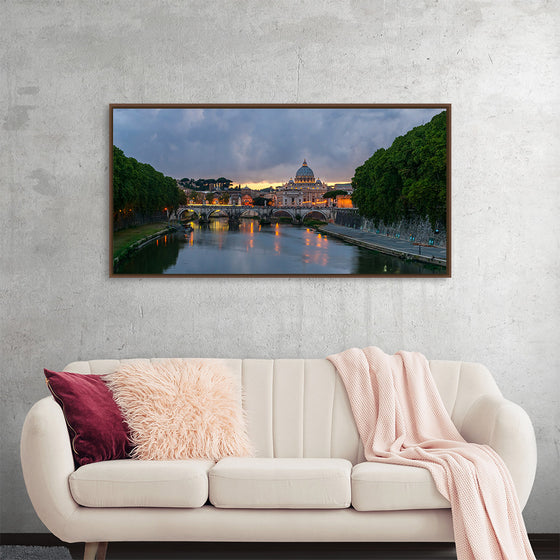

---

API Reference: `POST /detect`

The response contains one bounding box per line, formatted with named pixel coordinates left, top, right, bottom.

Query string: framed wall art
left=110, top=104, right=450, bottom=277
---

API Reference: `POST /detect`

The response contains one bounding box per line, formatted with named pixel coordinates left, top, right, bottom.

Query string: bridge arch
left=271, top=209, right=295, bottom=219
left=238, top=209, right=260, bottom=218
left=177, top=207, right=198, bottom=220
left=176, top=205, right=339, bottom=224
left=301, top=209, right=329, bottom=221
left=206, top=208, right=230, bottom=218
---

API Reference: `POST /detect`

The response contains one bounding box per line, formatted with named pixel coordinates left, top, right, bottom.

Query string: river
left=116, top=219, right=444, bottom=275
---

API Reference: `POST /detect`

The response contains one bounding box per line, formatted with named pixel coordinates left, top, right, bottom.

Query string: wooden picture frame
left=110, top=104, right=450, bottom=277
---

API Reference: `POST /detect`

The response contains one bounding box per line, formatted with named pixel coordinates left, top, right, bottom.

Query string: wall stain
left=17, top=86, right=40, bottom=95
left=30, top=169, right=56, bottom=196
left=3, top=105, right=34, bottom=130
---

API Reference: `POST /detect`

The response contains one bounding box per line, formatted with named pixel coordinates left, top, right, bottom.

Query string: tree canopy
left=351, top=111, right=447, bottom=227
left=113, top=146, right=185, bottom=219
left=323, top=189, right=349, bottom=199
left=252, top=196, right=271, bottom=206
left=178, top=177, right=234, bottom=191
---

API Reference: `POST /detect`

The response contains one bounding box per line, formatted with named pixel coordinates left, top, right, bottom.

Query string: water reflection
left=118, top=231, right=181, bottom=274
left=116, top=218, right=445, bottom=275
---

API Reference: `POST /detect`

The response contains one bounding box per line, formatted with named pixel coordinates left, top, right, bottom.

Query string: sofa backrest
left=63, top=358, right=503, bottom=464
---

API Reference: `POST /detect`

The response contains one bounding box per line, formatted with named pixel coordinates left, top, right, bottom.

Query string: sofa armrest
left=21, top=397, right=79, bottom=540
left=460, top=395, right=537, bottom=509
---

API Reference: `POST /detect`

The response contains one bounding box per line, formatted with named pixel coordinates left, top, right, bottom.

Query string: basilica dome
left=277, top=158, right=327, bottom=205
left=295, top=159, right=315, bottom=183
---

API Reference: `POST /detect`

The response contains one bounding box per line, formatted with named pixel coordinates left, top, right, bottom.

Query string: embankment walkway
left=319, top=224, right=447, bottom=266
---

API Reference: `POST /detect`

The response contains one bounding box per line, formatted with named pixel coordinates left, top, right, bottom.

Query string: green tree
left=351, top=111, right=447, bottom=228
left=112, top=146, right=187, bottom=225
left=216, top=177, right=233, bottom=189
left=323, top=189, right=349, bottom=199
left=252, top=196, right=269, bottom=206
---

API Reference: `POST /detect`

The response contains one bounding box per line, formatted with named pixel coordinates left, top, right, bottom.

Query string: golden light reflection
left=274, top=241, right=280, bottom=253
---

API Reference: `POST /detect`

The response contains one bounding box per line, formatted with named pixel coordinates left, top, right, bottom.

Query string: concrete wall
left=1, top=0, right=558, bottom=534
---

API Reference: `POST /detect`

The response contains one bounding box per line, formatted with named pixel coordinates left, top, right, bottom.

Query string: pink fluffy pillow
left=104, top=359, right=252, bottom=461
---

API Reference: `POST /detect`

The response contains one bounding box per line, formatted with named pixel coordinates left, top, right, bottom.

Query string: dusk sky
left=113, top=107, right=444, bottom=189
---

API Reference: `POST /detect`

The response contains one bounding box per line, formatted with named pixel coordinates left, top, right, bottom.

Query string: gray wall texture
left=1, top=0, right=559, bottom=534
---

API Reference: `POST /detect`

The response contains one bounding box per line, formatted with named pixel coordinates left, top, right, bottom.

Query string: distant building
left=333, top=183, right=353, bottom=193
left=274, top=159, right=329, bottom=207
left=229, top=192, right=241, bottom=206
left=336, top=194, right=354, bottom=208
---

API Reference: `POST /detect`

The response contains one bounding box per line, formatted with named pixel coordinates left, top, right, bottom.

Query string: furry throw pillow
left=104, top=359, right=252, bottom=461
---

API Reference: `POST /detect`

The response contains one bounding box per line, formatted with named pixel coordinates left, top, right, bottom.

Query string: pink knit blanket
left=327, top=347, right=535, bottom=560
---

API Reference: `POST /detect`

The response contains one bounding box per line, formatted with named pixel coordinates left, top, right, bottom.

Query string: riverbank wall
left=334, top=212, right=446, bottom=248
left=319, top=224, right=447, bottom=268
left=113, top=226, right=175, bottom=272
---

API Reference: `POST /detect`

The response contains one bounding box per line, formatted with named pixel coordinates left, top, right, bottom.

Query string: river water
left=116, top=219, right=444, bottom=275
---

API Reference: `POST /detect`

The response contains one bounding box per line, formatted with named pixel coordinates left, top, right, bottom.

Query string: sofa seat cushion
left=69, top=459, right=214, bottom=508
left=209, top=457, right=352, bottom=509
left=351, top=462, right=450, bottom=511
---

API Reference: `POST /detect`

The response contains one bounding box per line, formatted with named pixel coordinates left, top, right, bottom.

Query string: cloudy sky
left=113, top=107, right=444, bottom=188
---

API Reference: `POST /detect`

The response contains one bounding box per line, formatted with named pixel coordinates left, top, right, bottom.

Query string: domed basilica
left=274, top=159, right=329, bottom=207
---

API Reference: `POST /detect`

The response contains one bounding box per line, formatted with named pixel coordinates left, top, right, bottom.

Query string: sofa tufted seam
left=329, top=374, right=336, bottom=459
left=488, top=399, right=517, bottom=450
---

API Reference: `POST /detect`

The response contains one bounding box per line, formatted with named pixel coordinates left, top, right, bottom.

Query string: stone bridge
left=174, top=205, right=355, bottom=224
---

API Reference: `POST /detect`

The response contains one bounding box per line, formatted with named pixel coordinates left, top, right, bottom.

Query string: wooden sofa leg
left=84, top=542, right=108, bottom=560
left=84, top=542, right=98, bottom=560
left=97, top=542, right=108, bottom=560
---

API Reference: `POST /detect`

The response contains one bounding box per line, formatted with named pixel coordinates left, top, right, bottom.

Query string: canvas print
left=111, top=104, right=450, bottom=277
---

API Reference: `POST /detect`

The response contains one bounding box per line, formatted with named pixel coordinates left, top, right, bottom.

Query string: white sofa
left=21, top=358, right=537, bottom=560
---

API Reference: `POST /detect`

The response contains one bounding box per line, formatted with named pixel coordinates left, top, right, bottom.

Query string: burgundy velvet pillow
left=44, top=369, right=132, bottom=467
